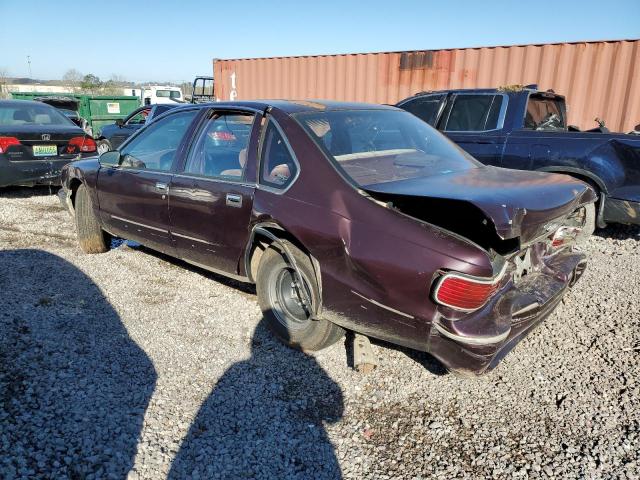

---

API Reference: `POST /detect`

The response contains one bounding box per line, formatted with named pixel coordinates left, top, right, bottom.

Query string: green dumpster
left=10, top=92, right=141, bottom=138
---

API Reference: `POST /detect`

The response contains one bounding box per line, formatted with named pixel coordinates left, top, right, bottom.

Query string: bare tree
left=102, top=74, right=128, bottom=95
left=62, top=68, right=83, bottom=91
left=0, top=67, right=9, bottom=99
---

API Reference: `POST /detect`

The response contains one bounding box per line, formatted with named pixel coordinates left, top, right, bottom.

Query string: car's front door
left=97, top=108, right=199, bottom=254
left=168, top=109, right=260, bottom=275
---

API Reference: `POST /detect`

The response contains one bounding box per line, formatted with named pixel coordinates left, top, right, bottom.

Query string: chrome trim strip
left=350, top=290, right=415, bottom=320
left=434, top=322, right=510, bottom=346
left=512, top=302, right=540, bottom=316
left=111, top=167, right=173, bottom=176
left=172, top=172, right=254, bottom=188
left=110, top=215, right=168, bottom=233
left=172, top=231, right=214, bottom=245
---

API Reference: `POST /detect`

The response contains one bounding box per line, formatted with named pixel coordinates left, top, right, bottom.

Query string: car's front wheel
left=256, top=241, right=344, bottom=351
left=96, top=139, right=112, bottom=155
left=75, top=184, right=111, bottom=254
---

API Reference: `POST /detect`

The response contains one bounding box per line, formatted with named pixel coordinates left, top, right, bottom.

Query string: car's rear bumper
left=427, top=250, right=587, bottom=375
left=0, top=156, right=72, bottom=188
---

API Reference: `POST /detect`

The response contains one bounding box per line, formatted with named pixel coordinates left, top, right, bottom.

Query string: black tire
left=576, top=202, right=596, bottom=245
left=75, top=184, right=111, bottom=254
left=256, top=241, right=344, bottom=351
left=96, top=139, right=112, bottom=155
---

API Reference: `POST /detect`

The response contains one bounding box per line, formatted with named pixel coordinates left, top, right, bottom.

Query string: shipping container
left=213, top=39, right=640, bottom=132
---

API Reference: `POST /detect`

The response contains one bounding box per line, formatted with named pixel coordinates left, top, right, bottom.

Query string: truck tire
left=96, top=139, right=112, bottom=155
left=256, top=241, right=345, bottom=351
left=576, top=202, right=596, bottom=245
left=75, top=184, right=111, bottom=254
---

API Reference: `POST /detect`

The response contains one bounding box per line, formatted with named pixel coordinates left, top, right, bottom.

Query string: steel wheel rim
left=268, top=266, right=312, bottom=331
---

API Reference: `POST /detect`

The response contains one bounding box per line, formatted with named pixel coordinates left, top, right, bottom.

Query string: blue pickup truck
left=397, top=86, right=640, bottom=230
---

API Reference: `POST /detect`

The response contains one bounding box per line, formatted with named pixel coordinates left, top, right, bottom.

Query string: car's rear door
left=168, top=108, right=261, bottom=275
left=97, top=108, right=200, bottom=254
left=438, top=93, right=508, bottom=166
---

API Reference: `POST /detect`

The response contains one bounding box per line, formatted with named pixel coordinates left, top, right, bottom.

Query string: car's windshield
left=296, top=109, right=480, bottom=187
left=0, top=103, right=75, bottom=127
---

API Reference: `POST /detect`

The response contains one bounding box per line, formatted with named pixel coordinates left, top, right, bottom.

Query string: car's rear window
left=0, top=103, right=74, bottom=127
left=295, top=109, right=479, bottom=187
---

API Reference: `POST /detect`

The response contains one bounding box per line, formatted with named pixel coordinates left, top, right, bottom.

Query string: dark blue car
left=96, top=104, right=179, bottom=154
left=398, top=86, right=640, bottom=230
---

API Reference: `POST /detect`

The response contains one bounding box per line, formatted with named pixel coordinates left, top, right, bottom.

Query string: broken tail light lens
left=550, top=226, right=581, bottom=248
left=0, top=136, right=21, bottom=153
left=433, top=272, right=502, bottom=312
left=68, top=136, right=97, bottom=153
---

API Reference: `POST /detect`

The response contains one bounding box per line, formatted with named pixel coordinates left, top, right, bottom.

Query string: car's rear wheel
left=96, top=139, right=112, bottom=155
left=75, top=184, right=111, bottom=254
left=256, top=241, right=344, bottom=351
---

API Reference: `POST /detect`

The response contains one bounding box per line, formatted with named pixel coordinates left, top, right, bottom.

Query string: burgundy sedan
left=59, top=100, right=595, bottom=375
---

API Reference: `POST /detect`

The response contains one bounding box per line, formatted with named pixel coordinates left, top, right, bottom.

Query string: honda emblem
left=41, top=134, right=51, bottom=141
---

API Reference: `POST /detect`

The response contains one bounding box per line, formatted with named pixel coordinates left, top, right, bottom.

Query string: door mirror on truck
left=115, top=118, right=124, bottom=127
left=99, top=151, right=121, bottom=167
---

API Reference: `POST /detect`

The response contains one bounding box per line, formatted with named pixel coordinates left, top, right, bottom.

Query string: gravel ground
left=0, top=186, right=638, bottom=479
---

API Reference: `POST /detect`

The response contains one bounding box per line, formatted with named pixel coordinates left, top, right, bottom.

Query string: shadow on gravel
left=0, top=249, right=156, bottom=478
left=367, top=336, right=448, bottom=376
left=122, top=242, right=257, bottom=296
left=168, top=319, right=344, bottom=479
left=0, top=185, right=60, bottom=199
left=595, top=223, right=640, bottom=241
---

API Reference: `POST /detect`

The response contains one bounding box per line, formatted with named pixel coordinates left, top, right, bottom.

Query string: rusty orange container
left=213, top=39, right=640, bottom=132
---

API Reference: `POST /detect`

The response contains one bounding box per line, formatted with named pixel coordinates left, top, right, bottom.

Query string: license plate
left=33, top=145, right=57, bottom=157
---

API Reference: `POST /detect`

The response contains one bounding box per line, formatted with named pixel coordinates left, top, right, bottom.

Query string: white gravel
left=0, top=186, right=638, bottom=479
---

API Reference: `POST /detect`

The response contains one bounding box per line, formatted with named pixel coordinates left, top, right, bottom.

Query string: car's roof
left=173, top=99, right=400, bottom=115
left=0, top=99, right=56, bottom=108
left=402, top=87, right=564, bottom=100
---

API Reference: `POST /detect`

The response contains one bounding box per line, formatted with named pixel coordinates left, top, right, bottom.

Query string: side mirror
left=99, top=150, right=121, bottom=167
left=115, top=118, right=124, bottom=127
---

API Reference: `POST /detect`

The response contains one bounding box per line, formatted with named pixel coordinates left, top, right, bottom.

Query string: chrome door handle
left=155, top=182, right=168, bottom=191
left=226, top=193, right=242, bottom=208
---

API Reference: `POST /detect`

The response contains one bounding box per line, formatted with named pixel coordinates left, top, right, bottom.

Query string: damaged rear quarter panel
left=253, top=189, right=494, bottom=350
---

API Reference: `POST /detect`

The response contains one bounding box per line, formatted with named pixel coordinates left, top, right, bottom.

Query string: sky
left=1, top=0, right=638, bottom=84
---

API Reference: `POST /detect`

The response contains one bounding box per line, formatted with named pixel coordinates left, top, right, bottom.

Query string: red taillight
left=434, top=273, right=502, bottom=312
left=68, top=136, right=96, bottom=153
left=0, top=136, right=21, bottom=153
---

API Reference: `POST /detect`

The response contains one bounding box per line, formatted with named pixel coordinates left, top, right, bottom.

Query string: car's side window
left=126, top=108, right=150, bottom=125
left=400, top=94, right=444, bottom=126
left=443, top=94, right=504, bottom=132
left=183, top=112, right=255, bottom=180
left=120, top=110, right=198, bottom=172
left=259, top=119, right=298, bottom=190
left=524, top=96, right=566, bottom=130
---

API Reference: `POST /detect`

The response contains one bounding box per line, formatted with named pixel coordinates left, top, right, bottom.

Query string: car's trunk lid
left=363, top=166, right=596, bottom=249
left=0, top=124, right=86, bottom=161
